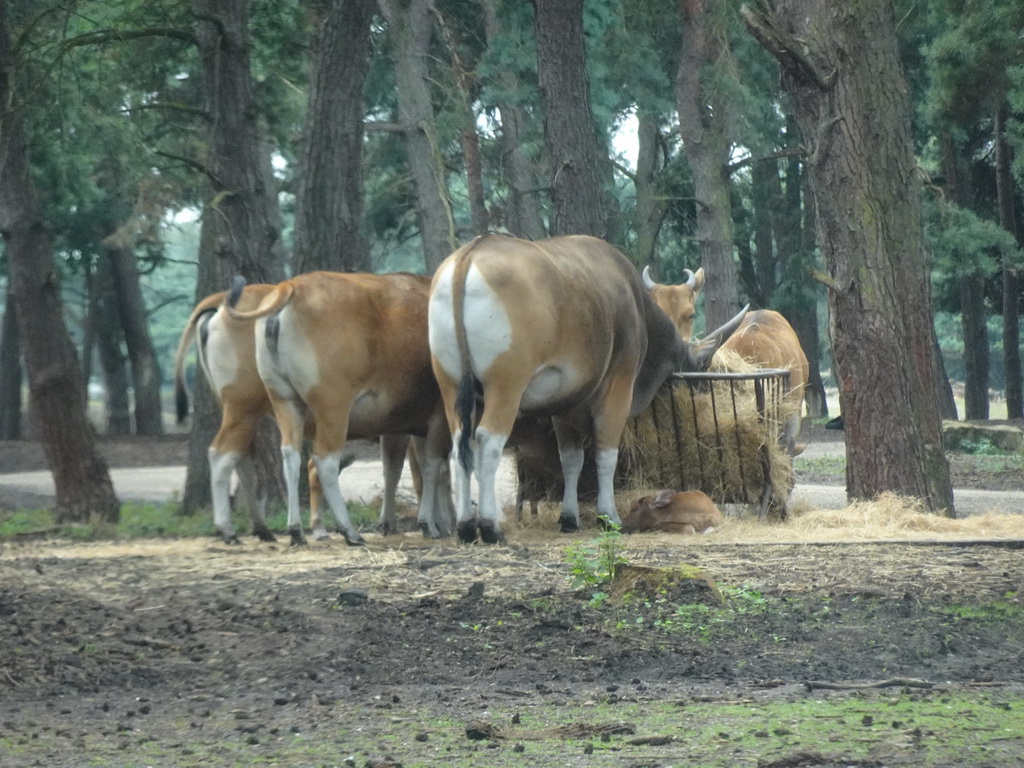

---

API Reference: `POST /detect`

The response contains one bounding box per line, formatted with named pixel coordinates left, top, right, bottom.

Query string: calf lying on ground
left=621, top=490, right=724, bottom=535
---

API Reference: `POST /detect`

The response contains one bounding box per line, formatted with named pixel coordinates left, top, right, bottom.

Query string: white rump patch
left=429, top=262, right=512, bottom=380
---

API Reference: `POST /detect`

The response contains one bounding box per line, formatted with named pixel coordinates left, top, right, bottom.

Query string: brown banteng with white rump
left=224, top=272, right=453, bottom=546
left=428, top=234, right=747, bottom=544
left=622, top=490, right=724, bottom=535
left=173, top=287, right=423, bottom=543
left=173, top=285, right=280, bottom=543
left=644, top=272, right=809, bottom=455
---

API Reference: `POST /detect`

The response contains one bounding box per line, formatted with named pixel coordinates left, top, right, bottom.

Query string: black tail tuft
left=175, top=383, right=189, bottom=424
left=455, top=373, right=476, bottom=473
left=227, top=274, right=246, bottom=308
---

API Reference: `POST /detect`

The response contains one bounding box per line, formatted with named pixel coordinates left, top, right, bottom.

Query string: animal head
left=643, top=265, right=705, bottom=341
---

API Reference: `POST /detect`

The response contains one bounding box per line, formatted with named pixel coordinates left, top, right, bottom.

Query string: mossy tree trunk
left=744, top=0, right=954, bottom=514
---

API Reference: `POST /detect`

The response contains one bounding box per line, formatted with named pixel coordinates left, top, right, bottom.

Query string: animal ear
left=651, top=490, right=675, bottom=507
left=686, top=304, right=749, bottom=371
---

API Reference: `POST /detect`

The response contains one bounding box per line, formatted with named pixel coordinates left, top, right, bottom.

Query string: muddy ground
left=1, top=425, right=1023, bottom=767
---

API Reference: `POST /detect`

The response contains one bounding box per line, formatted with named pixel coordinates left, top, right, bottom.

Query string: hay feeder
left=620, top=367, right=794, bottom=520
left=510, top=361, right=796, bottom=523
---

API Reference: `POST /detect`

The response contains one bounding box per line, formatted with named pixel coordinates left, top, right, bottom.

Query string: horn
left=683, top=269, right=696, bottom=289
left=642, top=265, right=657, bottom=290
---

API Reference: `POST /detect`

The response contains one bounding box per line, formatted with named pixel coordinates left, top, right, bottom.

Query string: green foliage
left=563, top=520, right=629, bottom=593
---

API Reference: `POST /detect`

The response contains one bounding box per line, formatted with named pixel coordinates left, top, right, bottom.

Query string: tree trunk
left=480, top=0, right=546, bottom=241
left=533, top=0, right=610, bottom=238
left=744, top=0, right=954, bottom=515
left=750, top=158, right=777, bottom=305
left=0, top=284, right=22, bottom=439
left=436, top=7, right=488, bottom=238
left=994, top=104, right=1022, bottom=420
left=634, top=112, right=668, bottom=268
left=676, top=0, right=739, bottom=330
left=93, top=257, right=132, bottom=435
left=779, top=147, right=827, bottom=418
left=293, top=0, right=374, bottom=274
left=184, top=0, right=285, bottom=515
left=939, top=130, right=988, bottom=420
left=379, top=0, right=456, bottom=272
left=107, top=243, right=164, bottom=435
left=194, top=0, right=284, bottom=285
left=0, top=0, right=119, bottom=523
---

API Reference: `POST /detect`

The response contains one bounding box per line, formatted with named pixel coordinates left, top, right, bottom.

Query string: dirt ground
left=1, top=424, right=1024, bottom=767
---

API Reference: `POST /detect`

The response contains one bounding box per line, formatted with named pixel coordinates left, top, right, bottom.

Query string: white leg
left=314, top=451, right=364, bottom=546
left=417, top=453, right=442, bottom=538
left=595, top=447, right=621, bottom=526
left=475, top=427, right=507, bottom=544
left=209, top=448, right=241, bottom=543
left=281, top=444, right=304, bottom=544
left=452, top=428, right=477, bottom=543
left=556, top=445, right=585, bottom=533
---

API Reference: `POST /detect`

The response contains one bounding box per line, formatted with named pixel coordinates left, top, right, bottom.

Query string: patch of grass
left=794, top=453, right=846, bottom=475
left=0, top=497, right=383, bottom=542
left=18, top=688, right=1020, bottom=767
left=935, top=598, right=1024, bottom=624
left=564, top=521, right=629, bottom=599
left=952, top=437, right=1017, bottom=456
left=0, top=507, right=54, bottom=537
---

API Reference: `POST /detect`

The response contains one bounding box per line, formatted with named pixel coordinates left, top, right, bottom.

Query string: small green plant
left=955, top=437, right=1011, bottom=456
left=564, top=520, right=629, bottom=592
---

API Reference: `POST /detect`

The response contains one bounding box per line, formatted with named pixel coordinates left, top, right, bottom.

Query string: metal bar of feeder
left=668, top=380, right=686, bottom=487
left=728, top=379, right=749, bottom=501
left=686, top=381, right=705, bottom=485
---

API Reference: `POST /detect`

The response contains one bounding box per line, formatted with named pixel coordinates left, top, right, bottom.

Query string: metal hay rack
left=618, top=367, right=794, bottom=520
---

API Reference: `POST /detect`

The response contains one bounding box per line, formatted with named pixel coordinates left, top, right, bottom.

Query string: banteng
left=428, top=234, right=747, bottom=544
left=643, top=271, right=809, bottom=455
left=173, top=287, right=425, bottom=542
left=222, top=272, right=453, bottom=545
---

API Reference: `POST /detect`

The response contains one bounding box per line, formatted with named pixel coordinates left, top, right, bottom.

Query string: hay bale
left=619, top=349, right=795, bottom=516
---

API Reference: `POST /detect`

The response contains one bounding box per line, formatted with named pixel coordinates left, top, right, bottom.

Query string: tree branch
left=805, top=677, right=934, bottom=691
left=364, top=121, right=405, bottom=133
left=809, top=267, right=838, bottom=290
left=740, top=4, right=834, bottom=91
left=154, top=151, right=222, bottom=186
left=726, top=146, right=806, bottom=175
left=121, top=102, right=211, bottom=122
left=62, top=27, right=197, bottom=51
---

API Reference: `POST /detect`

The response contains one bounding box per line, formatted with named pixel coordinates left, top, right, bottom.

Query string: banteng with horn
left=429, top=234, right=748, bottom=544
left=643, top=270, right=809, bottom=455
left=642, top=265, right=705, bottom=342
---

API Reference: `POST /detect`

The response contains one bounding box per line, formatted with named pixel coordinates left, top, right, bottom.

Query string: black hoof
left=559, top=515, right=579, bottom=534
left=457, top=521, right=478, bottom=544
left=343, top=531, right=366, bottom=547
left=289, top=527, right=307, bottom=547
left=221, top=532, right=242, bottom=545
left=254, top=527, right=277, bottom=543
left=478, top=519, right=504, bottom=545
